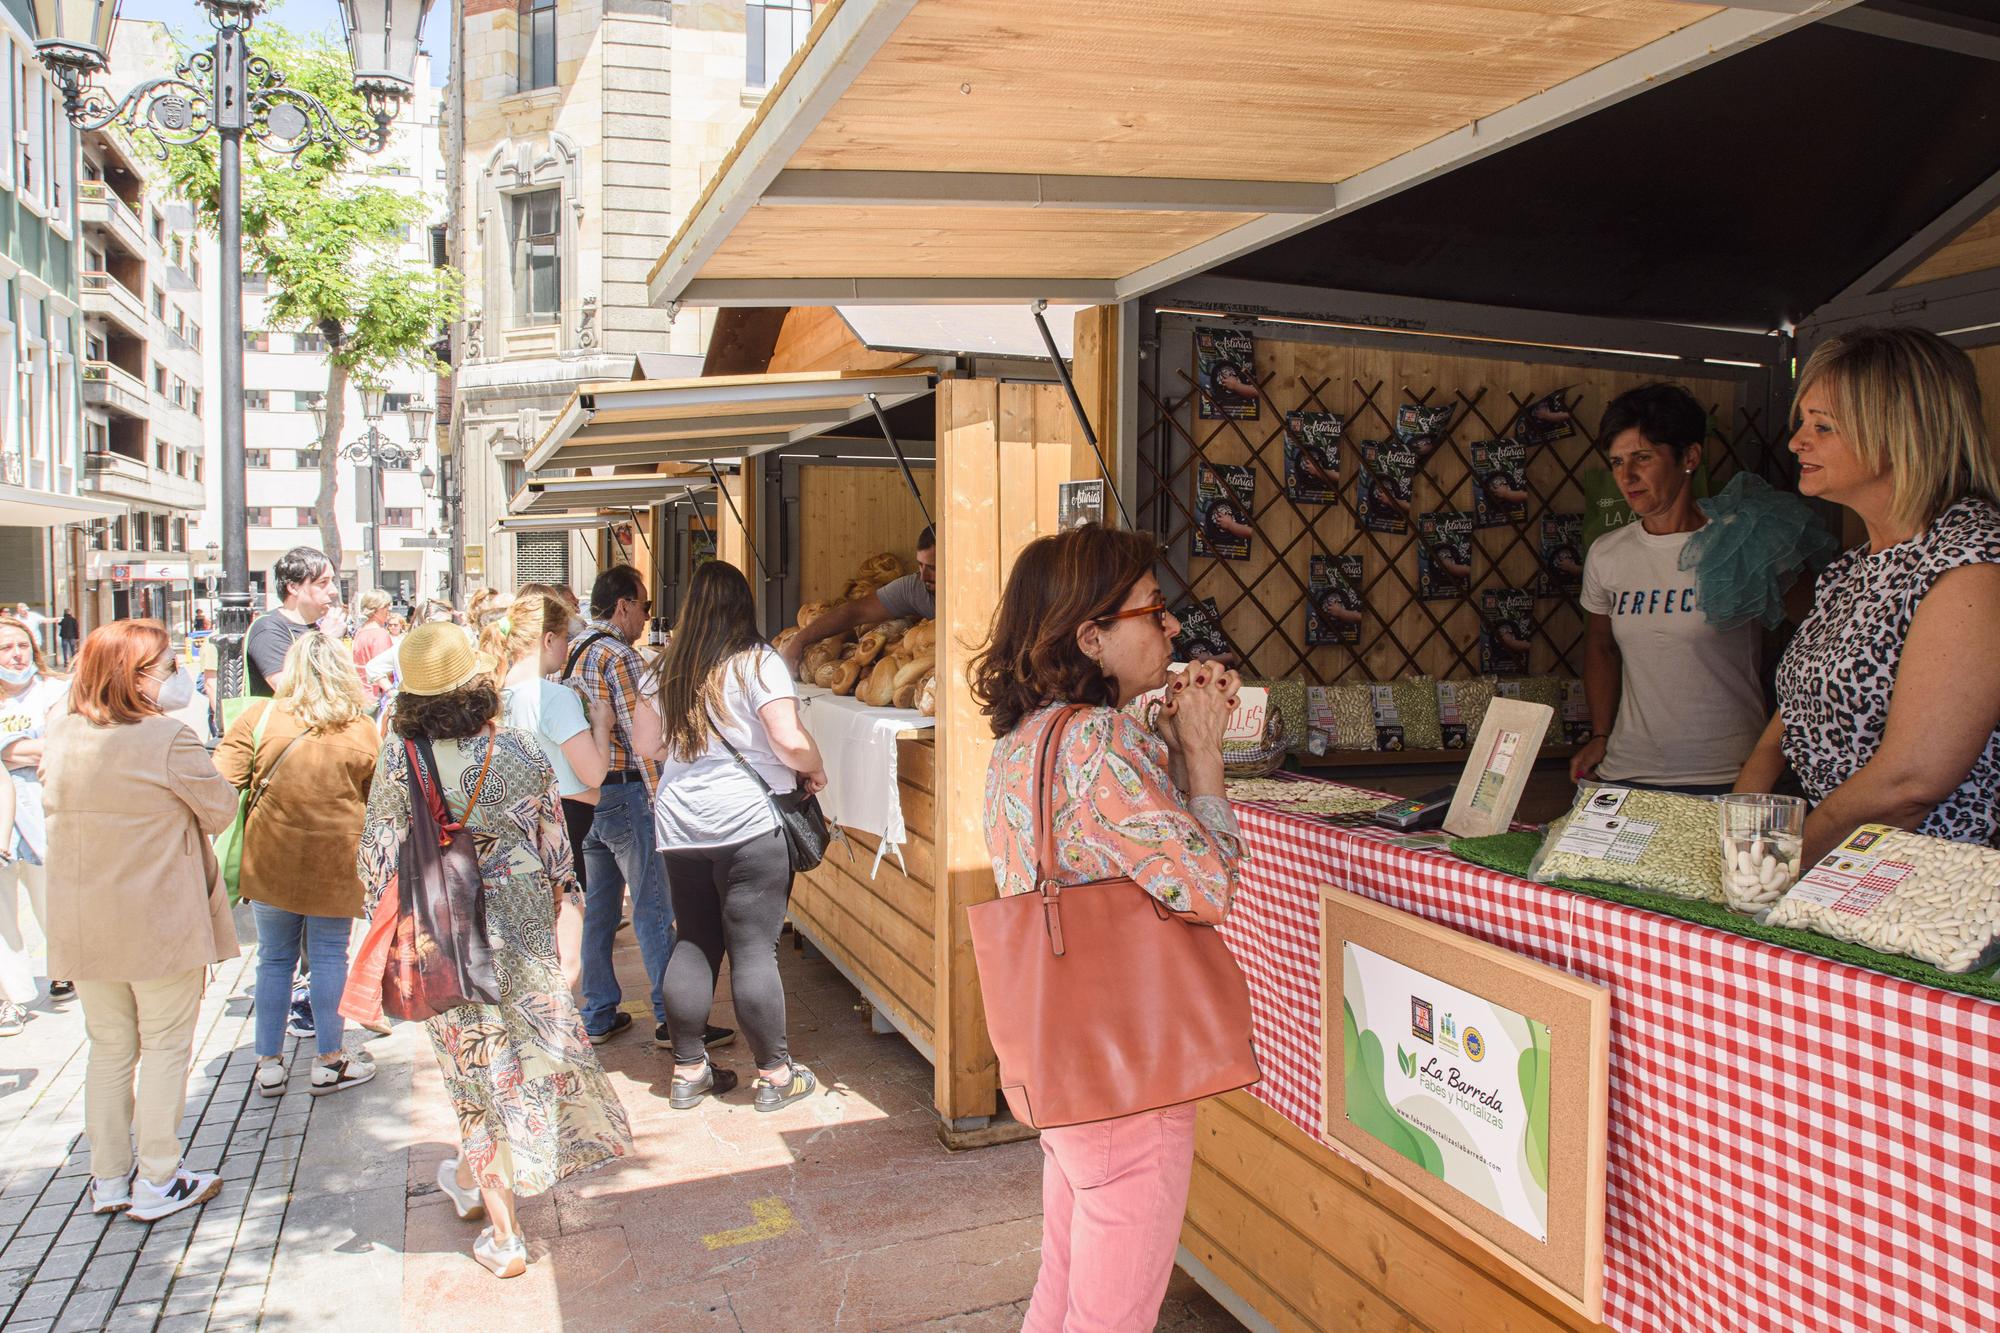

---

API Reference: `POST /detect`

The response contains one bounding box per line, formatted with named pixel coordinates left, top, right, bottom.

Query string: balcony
left=81, top=361, right=148, bottom=418
left=79, top=181, right=147, bottom=259
left=81, top=271, right=149, bottom=340
left=83, top=450, right=205, bottom=512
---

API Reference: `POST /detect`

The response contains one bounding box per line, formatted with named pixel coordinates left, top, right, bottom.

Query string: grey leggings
left=662, top=828, right=793, bottom=1069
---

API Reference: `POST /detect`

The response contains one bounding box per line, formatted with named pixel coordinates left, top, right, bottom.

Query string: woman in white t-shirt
left=483, top=593, right=613, bottom=988
left=1574, top=384, right=1768, bottom=795
left=633, top=562, right=827, bottom=1114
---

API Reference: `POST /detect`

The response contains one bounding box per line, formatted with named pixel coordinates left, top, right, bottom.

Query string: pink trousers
left=1023, top=1103, right=1200, bottom=1333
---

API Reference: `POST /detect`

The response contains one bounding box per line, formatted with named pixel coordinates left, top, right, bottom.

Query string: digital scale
left=1370, top=784, right=1458, bottom=832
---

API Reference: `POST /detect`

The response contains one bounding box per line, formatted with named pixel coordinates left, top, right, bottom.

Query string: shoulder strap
left=1033, top=704, right=1088, bottom=886
left=707, top=702, right=777, bottom=797
left=563, top=631, right=612, bottom=680
left=406, top=733, right=497, bottom=844
left=244, top=705, right=305, bottom=821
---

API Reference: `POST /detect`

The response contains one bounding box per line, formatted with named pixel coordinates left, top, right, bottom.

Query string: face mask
left=153, top=663, right=196, bottom=712
left=0, top=663, right=34, bottom=686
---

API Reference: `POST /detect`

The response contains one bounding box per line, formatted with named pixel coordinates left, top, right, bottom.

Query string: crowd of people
left=0, top=322, right=1992, bottom=1327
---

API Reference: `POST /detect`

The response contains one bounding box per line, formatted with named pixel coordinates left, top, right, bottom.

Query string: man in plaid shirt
left=565, top=565, right=675, bottom=1043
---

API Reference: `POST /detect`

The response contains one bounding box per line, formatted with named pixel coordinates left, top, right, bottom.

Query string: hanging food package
left=1328, top=682, right=1376, bottom=751
left=1767, top=825, right=2000, bottom=973
left=1527, top=783, right=1724, bottom=902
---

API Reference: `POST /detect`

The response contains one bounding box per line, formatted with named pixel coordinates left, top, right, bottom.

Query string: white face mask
left=0, top=663, right=34, bottom=687
left=153, top=663, right=196, bottom=712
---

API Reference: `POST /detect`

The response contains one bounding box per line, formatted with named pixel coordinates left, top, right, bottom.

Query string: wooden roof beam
left=1827, top=1, right=2000, bottom=62
left=761, top=170, right=1331, bottom=214
left=678, top=278, right=1121, bottom=307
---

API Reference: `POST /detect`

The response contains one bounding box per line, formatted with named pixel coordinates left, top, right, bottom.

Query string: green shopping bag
left=214, top=700, right=274, bottom=906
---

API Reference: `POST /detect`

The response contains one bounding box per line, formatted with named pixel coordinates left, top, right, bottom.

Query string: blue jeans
left=252, top=902, right=351, bottom=1059
left=578, top=781, right=675, bottom=1033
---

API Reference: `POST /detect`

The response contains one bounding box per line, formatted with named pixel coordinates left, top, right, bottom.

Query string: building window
left=244, top=330, right=270, bottom=353
left=509, top=189, right=561, bottom=324
left=383, top=507, right=417, bottom=528
left=193, top=454, right=203, bottom=483
left=295, top=390, right=325, bottom=414
left=173, top=517, right=187, bottom=551
left=190, top=390, right=202, bottom=420
left=293, top=330, right=326, bottom=354
left=244, top=269, right=268, bottom=292
left=152, top=514, right=168, bottom=548
left=294, top=507, right=316, bottom=527
left=132, top=516, right=148, bottom=551
left=152, top=211, right=165, bottom=244
left=245, top=449, right=270, bottom=468
left=746, top=0, right=812, bottom=90
left=153, top=363, right=167, bottom=393
left=151, top=287, right=165, bottom=318
left=246, top=506, right=273, bottom=527
left=518, top=0, right=557, bottom=91
left=296, top=449, right=321, bottom=470
left=244, top=390, right=270, bottom=410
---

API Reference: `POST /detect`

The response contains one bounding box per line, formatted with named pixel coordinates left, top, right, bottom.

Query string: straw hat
left=396, top=623, right=497, bottom=696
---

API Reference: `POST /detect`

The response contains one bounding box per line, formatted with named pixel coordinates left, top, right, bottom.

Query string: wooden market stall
left=635, top=0, right=2000, bottom=1327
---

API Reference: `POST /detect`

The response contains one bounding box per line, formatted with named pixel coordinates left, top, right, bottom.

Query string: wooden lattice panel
left=1140, top=332, right=1783, bottom=686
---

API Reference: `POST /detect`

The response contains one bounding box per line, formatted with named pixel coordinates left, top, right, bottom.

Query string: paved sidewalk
left=1, top=907, right=1239, bottom=1330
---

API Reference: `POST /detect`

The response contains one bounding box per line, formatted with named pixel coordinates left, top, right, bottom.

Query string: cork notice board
left=1321, top=888, right=1610, bottom=1320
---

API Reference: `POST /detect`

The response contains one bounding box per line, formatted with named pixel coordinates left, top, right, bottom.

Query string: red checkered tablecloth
left=1224, top=799, right=2000, bottom=1333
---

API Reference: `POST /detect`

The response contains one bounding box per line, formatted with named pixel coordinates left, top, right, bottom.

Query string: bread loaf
left=916, top=668, right=937, bottom=717
left=813, top=661, right=839, bottom=689
left=853, top=629, right=891, bottom=667
left=772, top=626, right=800, bottom=653
left=830, top=655, right=863, bottom=696
left=858, top=657, right=900, bottom=707
left=797, top=600, right=834, bottom=629
left=858, top=552, right=903, bottom=583
left=898, top=619, right=937, bottom=657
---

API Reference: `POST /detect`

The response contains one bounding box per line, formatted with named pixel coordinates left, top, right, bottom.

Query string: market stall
left=633, top=0, right=2000, bottom=1318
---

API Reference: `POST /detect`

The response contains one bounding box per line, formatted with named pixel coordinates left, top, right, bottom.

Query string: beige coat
left=40, top=712, right=241, bottom=982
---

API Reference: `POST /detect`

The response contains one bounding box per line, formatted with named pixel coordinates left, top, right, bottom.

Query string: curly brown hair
left=969, top=524, right=1161, bottom=738
left=391, top=680, right=500, bottom=740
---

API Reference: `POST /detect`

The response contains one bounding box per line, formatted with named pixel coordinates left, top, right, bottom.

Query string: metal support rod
left=864, top=393, right=934, bottom=530
left=1030, top=301, right=1136, bottom=530
left=366, top=434, right=384, bottom=596
left=213, top=29, right=250, bottom=696
left=706, top=462, right=771, bottom=582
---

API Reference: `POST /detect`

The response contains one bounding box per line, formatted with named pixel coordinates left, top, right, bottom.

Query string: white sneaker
left=89, top=1172, right=133, bottom=1215
left=255, top=1058, right=287, bottom=1098
left=0, top=1000, right=25, bottom=1037
left=436, top=1158, right=486, bottom=1221
left=473, top=1226, right=527, bottom=1278
left=125, top=1168, right=221, bottom=1223
left=308, top=1055, right=376, bottom=1097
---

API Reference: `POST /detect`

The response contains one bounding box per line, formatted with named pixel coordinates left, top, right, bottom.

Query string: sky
left=110, top=0, right=452, bottom=87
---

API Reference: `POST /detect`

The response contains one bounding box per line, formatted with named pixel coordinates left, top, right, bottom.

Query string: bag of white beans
left=1767, top=825, right=2000, bottom=974
left=1527, top=783, right=1725, bottom=903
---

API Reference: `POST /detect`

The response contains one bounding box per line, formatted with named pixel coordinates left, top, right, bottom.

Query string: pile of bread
left=774, top=552, right=938, bottom=715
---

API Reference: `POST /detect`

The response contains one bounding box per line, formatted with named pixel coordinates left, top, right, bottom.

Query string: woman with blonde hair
left=479, top=593, right=612, bottom=988
left=1736, top=325, right=2000, bottom=859
left=41, top=620, right=238, bottom=1220
left=216, top=632, right=382, bottom=1096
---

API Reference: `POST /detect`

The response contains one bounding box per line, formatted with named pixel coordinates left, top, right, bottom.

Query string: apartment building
left=0, top=0, right=116, bottom=633
left=441, top=0, right=810, bottom=592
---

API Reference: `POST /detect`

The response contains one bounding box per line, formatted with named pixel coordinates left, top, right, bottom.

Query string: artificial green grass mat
left=1449, top=831, right=2000, bottom=1005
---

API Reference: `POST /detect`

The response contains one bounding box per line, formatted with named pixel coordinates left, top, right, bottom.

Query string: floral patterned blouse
left=985, top=702, right=1241, bottom=922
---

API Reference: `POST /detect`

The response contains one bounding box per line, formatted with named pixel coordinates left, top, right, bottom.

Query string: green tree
left=152, top=25, right=459, bottom=571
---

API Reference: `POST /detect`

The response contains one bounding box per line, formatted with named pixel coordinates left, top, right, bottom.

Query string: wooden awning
left=646, top=0, right=1854, bottom=309
left=525, top=367, right=937, bottom=471
left=507, top=474, right=713, bottom=517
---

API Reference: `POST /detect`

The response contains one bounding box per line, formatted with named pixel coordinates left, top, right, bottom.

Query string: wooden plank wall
left=791, top=738, right=938, bottom=1049
left=933, top=376, right=1096, bottom=1125
left=1895, top=202, right=2000, bottom=289
left=769, top=306, right=919, bottom=374
left=795, top=463, right=938, bottom=608
left=1185, top=1091, right=1608, bottom=1333
left=1151, top=334, right=1758, bottom=684
left=1972, top=343, right=2000, bottom=449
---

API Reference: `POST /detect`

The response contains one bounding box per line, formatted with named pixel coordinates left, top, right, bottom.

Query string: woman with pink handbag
left=970, top=523, right=1250, bottom=1332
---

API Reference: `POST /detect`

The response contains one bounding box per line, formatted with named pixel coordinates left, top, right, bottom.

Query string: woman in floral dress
left=357, top=625, right=632, bottom=1279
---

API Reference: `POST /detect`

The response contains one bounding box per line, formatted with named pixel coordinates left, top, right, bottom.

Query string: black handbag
left=711, top=718, right=834, bottom=873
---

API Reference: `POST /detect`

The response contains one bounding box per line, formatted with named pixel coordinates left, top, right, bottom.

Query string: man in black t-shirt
left=245, top=546, right=339, bottom=697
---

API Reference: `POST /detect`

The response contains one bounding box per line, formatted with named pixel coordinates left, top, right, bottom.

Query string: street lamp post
left=32, top=0, right=435, bottom=696
left=418, top=449, right=459, bottom=605
left=318, top=394, right=432, bottom=596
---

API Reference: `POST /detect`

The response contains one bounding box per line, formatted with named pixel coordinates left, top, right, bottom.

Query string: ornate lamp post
left=32, top=0, right=435, bottom=694
left=313, top=394, right=432, bottom=596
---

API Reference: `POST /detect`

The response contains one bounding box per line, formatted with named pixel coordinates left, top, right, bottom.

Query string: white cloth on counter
left=796, top=684, right=934, bottom=876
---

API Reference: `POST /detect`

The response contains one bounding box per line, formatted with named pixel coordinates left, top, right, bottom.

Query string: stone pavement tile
left=76, top=1249, right=137, bottom=1291
left=50, top=1285, right=118, bottom=1332
left=6, top=1319, right=53, bottom=1333
left=153, top=1312, right=209, bottom=1333
left=207, top=1279, right=266, bottom=1324
left=160, top=1267, right=223, bottom=1317
left=16, top=1204, right=70, bottom=1238
left=35, top=1242, right=92, bottom=1280
left=181, top=1144, right=225, bottom=1172
left=104, top=1299, right=162, bottom=1332
left=795, top=1138, right=1044, bottom=1261
left=1, top=1263, right=36, bottom=1306
left=53, top=1213, right=108, bottom=1248
left=0, top=1194, right=36, bottom=1227
left=8, top=1279, right=74, bottom=1324
left=218, top=1151, right=262, bottom=1182
left=136, top=1224, right=193, bottom=1267
left=759, top=1215, right=1044, bottom=1330
left=92, top=1219, right=146, bottom=1255
left=241, top=1185, right=292, bottom=1218
left=118, top=1261, right=176, bottom=1304
left=221, top=1242, right=275, bottom=1287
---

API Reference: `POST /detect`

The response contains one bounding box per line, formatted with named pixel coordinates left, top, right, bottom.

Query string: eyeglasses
left=1095, top=601, right=1169, bottom=630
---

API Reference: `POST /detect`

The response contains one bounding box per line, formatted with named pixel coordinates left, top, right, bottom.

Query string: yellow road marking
left=701, top=1198, right=798, bottom=1250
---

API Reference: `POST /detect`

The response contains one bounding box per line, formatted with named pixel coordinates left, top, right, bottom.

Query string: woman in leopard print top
left=1736, top=326, right=2000, bottom=861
